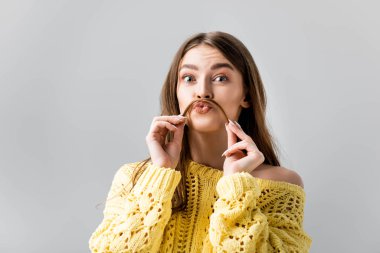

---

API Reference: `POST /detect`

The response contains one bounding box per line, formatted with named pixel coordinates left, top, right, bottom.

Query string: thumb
left=173, top=121, right=185, bottom=145
left=225, top=121, right=237, bottom=148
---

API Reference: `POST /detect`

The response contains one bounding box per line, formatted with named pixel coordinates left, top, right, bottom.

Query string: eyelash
left=181, top=74, right=229, bottom=83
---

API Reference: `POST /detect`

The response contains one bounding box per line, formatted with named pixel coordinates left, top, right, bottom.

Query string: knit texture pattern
left=89, top=160, right=312, bottom=252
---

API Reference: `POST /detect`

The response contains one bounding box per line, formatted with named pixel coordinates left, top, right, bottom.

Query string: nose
left=196, top=78, right=213, bottom=99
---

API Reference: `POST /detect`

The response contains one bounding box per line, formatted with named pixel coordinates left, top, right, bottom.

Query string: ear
left=240, top=93, right=251, bottom=109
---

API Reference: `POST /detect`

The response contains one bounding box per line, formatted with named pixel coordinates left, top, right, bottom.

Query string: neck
left=187, top=128, right=227, bottom=170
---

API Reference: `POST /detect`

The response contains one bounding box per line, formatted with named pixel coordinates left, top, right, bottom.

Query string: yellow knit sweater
left=89, top=160, right=312, bottom=252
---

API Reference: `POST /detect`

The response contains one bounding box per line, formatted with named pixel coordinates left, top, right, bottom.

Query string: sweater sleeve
left=208, top=172, right=312, bottom=252
left=89, top=162, right=181, bottom=253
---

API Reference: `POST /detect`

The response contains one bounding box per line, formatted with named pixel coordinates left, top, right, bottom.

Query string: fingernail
left=228, top=119, right=234, bottom=125
left=222, top=148, right=230, bottom=156
left=234, top=120, right=241, bottom=128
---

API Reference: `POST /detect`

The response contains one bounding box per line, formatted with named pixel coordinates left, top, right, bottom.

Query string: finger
left=222, top=140, right=247, bottom=157
left=225, top=121, right=237, bottom=147
left=222, top=140, right=258, bottom=157
left=172, top=121, right=185, bottom=144
left=151, top=121, right=178, bottom=133
left=227, top=120, right=256, bottom=145
left=153, top=115, right=187, bottom=125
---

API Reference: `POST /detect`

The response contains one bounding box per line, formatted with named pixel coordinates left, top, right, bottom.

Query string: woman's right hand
left=145, top=115, right=187, bottom=169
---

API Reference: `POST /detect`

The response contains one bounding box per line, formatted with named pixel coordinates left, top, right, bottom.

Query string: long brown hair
left=131, top=31, right=281, bottom=212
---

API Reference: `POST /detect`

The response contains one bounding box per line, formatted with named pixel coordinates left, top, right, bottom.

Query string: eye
left=182, top=75, right=195, bottom=83
left=213, top=75, right=228, bottom=82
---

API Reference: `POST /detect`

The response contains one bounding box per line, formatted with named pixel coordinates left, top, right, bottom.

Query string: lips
left=181, top=99, right=228, bottom=121
left=193, top=101, right=213, bottom=109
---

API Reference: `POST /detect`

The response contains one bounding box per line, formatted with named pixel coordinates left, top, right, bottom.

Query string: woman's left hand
left=222, top=120, right=265, bottom=176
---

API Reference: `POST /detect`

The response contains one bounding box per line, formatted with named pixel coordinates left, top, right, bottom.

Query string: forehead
left=180, top=45, right=231, bottom=67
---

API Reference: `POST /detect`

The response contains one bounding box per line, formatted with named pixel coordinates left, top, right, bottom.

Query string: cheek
left=219, top=92, right=244, bottom=117
left=224, top=101, right=241, bottom=116
left=176, top=87, right=189, bottom=110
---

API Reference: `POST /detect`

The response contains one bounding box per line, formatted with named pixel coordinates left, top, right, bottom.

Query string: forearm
left=209, top=172, right=312, bottom=252
left=89, top=164, right=181, bottom=253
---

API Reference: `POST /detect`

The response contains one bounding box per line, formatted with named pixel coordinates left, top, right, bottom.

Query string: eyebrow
left=179, top=63, right=235, bottom=71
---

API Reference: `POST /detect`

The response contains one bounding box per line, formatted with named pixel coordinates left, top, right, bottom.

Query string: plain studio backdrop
left=1, top=1, right=379, bottom=252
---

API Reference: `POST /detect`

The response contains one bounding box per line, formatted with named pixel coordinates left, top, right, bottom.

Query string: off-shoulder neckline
left=188, top=160, right=305, bottom=193
left=127, top=159, right=305, bottom=193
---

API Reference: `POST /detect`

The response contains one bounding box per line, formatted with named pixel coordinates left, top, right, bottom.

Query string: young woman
left=89, top=31, right=312, bottom=252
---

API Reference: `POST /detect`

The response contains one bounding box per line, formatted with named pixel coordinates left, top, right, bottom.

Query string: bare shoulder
left=250, top=164, right=305, bottom=188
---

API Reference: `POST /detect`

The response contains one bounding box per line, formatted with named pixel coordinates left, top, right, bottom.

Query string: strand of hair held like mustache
left=180, top=98, right=229, bottom=123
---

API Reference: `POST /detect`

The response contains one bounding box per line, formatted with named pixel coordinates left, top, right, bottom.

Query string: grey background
left=1, top=0, right=379, bottom=252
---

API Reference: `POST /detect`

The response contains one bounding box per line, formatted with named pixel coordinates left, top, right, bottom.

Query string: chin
left=188, top=119, right=223, bottom=132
